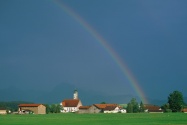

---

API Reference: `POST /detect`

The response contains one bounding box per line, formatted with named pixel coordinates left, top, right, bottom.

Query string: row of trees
left=0, top=102, right=63, bottom=114
left=0, top=101, right=34, bottom=112
left=126, top=98, right=145, bottom=113
left=45, top=104, right=62, bottom=114
left=126, top=90, right=186, bottom=113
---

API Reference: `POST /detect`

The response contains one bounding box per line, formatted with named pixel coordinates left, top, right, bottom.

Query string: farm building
left=182, top=108, right=187, bottom=113
left=78, top=104, right=101, bottom=113
left=18, top=104, right=46, bottom=114
left=78, top=106, right=91, bottom=113
left=94, top=104, right=119, bottom=113
left=0, top=108, right=7, bottom=114
left=103, top=105, right=120, bottom=113
left=61, top=90, right=82, bottom=113
left=144, top=104, right=163, bottom=113
left=79, top=104, right=122, bottom=113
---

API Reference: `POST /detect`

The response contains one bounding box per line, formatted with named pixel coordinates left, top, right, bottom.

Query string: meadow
left=0, top=113, right=187, bottom=125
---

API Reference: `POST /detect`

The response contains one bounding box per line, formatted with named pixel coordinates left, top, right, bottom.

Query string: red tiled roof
left=104, top=106, right=117, bottom=111
left=62, top=99, right=80, bottom=107
left=79, top=106, right=91, bottom=109
left=144, top=104, right=163, bottom=112
left=0, top=107, right=6, bottom=110
left=18, top=104, right=42, bottom=107
left=94, top=104, right=118, bottom=109
left=182, top=108, right=187, bottom=112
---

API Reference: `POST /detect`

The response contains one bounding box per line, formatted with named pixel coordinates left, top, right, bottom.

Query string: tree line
left=45, top=104, right=62, bottom=114
left=0, top=101, right=33, bottom=112
left=0, top=101, right=62, bottom=114
left=126, top=90, right=186, bottom=113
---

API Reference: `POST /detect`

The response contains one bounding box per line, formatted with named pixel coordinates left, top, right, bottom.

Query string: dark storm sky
left=0, top=0, right=187, bottom=101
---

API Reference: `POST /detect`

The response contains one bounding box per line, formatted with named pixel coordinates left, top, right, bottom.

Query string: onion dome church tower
left=73, top=89, right=78, bottom=99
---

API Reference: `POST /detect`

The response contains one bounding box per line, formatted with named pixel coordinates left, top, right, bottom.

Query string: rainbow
left=53, top=0, right=148, bottom=104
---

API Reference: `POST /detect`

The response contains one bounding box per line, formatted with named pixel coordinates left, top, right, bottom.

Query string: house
left=61, top=90, right=83, bottom=113
left=104, top=105, right=120, bottom=113
left=78, top=104, right=102, bottom=113
left=0, top=108, right=7, bottom=114
left=78, top=106, right=91, bottom=113
left=182, top=108, right=187, bottom=113
left=18, top=104, right=46, bottom=114
left=79, top=104, right=119, bottom=113
left=84, top=104, right=101, bottom=113
left=78, top=104, right=125, bottom=113
left=94, top=104, right=119, bottom=112
left=144, top=104, right=163, bottom=113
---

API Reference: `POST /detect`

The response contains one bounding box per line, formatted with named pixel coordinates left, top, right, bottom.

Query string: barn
left=144, top=104, right=163, bottom=113
left=18, top=104, right=46, bottom=114
left=78, top=106, right=91, bottom=113
left=182, top=108, right=187, bottom=113
left=0, top=108, right=7, bottom=114
left=79, top=104, right=120, bottom=113
left=103, top=105, right=120, bottom=113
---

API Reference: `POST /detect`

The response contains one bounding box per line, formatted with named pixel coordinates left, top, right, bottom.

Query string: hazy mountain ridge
left=0, top=83, right=186, bottom=106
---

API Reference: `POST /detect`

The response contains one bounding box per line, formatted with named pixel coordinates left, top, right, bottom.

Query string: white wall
left=0, top=110, right=7, bottom=114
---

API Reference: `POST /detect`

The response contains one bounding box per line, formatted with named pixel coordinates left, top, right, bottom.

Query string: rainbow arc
left=53, top=0, right=148, bottom=104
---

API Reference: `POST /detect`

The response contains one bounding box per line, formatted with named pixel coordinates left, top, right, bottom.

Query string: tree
left=55, top=104, right=61, bottom=113
left=139, top=101, right=145, bottom=113
left=127, top=98, right=139, bottom=113
left=127, top=103, right=133, bottom=113
left=44, top=104, right=50, bottom=114
left=161, top=103, right=173, bottom=113
left=50, top=104, right=56, bottom=113
left=168, top=91, right=184, bottom=112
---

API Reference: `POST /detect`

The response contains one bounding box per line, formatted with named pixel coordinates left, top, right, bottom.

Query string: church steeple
left=73, top=89, right=78, bottom=99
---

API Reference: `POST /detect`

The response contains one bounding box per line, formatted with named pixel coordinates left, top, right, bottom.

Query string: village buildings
left=79, top=104, right=125, bottom=113
left=1, top=89, right=181, bottom=115
left=18, top=104, right=46, bottom=114
left=61, top=90, right=125, bottom=113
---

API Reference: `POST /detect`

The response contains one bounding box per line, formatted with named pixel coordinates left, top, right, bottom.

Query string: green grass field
left=0, top=113, right=187, bottom=125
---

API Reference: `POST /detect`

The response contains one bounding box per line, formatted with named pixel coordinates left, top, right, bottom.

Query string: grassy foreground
left=0, top=113, right=187, bottom=125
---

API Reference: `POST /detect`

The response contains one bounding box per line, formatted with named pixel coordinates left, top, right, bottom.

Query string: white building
left=61, top=90, right=82, bottom=113
left=0, top=108, right=7, bottom=114
left=120, top=109, right=127, bottom=113
left=104, top=105, right=121, bottom=113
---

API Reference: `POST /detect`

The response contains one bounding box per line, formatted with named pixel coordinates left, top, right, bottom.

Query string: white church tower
left=73, top=89, right=78, bottom=99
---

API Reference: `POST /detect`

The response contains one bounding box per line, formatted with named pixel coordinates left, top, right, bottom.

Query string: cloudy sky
left=0, top=0, right=187, bottom=102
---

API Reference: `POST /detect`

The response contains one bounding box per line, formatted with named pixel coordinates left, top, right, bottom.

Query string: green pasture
left=0, top=113, right=187, bottom=125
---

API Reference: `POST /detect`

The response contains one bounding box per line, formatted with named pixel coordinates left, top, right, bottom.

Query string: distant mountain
left=0, top=86, right=43, bottom=102
left=0, top=83, right=136, bottom=105
left=0, top=101, right=34, bottom=111
left=37, top=83, right=142, bottom=105
left=1, top=83, right=180, bottom=106
left=148, top=98, right=166, bottom=106
left=147, top=96, right=187, bottom=106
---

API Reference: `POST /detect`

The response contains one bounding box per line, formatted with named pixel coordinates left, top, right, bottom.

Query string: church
left=61, top=90, right=82, bottom=113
